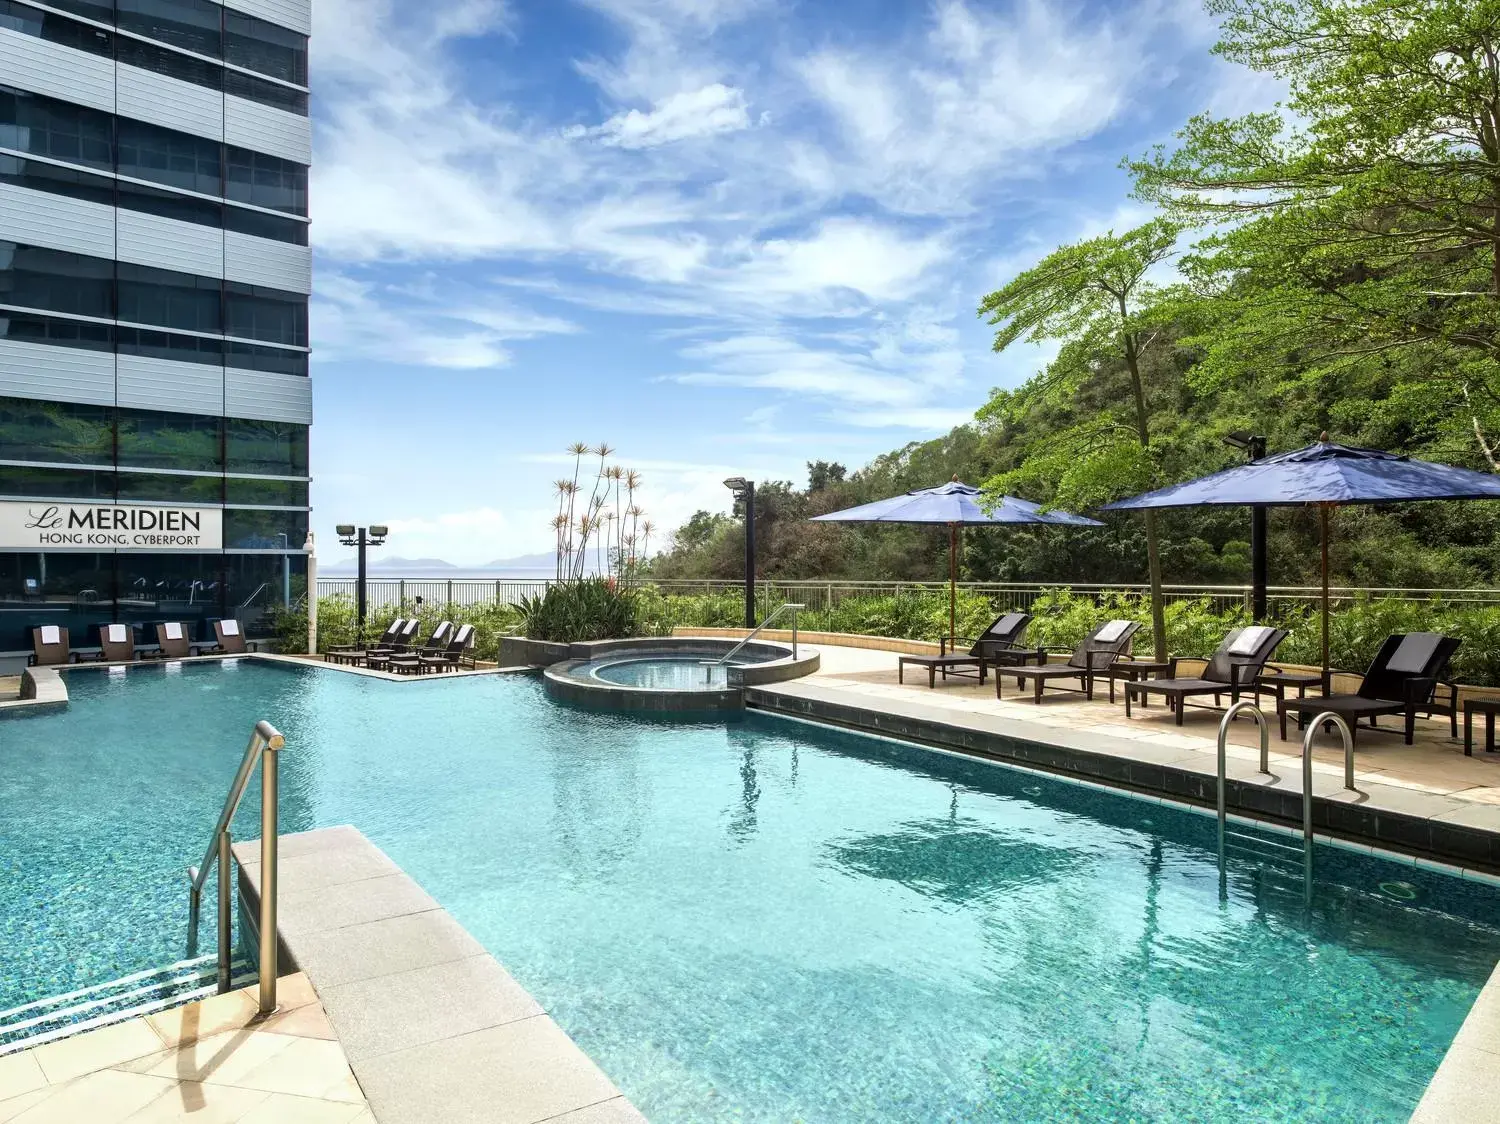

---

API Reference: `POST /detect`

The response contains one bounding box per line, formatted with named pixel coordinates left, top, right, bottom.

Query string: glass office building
left=0, top=0, right=312, bottom=655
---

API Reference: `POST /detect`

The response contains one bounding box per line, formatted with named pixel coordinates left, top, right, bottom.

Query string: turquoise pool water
left=3, top=660, right=1498, bottom=1121
left=591, top=656, right=733, bottom=689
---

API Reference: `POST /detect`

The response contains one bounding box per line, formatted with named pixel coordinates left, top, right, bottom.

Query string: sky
left=307, top=0, right=1278, bottom=567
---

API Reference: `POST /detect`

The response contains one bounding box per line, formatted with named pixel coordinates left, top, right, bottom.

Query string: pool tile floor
left=0, top=975, right=370, bottom=1124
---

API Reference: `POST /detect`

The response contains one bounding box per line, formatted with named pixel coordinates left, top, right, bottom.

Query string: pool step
left=1223, top=829, right=1310, bottom=889
left=0, top=957, right=254, bottom=1056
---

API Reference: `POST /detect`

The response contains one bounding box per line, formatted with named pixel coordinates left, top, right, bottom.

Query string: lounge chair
left=75, top=623, right=137, bottom=663
left=897, top=612, right=1038, bottom=688
left=328, top=618, right=404, bottom=656
left=419, top=623, right=476, bottom=672
left=1123, top=625, right=1288, bottom=725
left=415, top=621, right=454, bottom=655
left=1001, top=620, right=1142, bottom=703
left=153, top=621, right=196, bottom=659
left=373, top=618, right=421, bottom=655
left=1279, top=632, right=1460, bottom=746
left=207, top=619, right=248, bottom=655
left=28, top=625, right=71, bottom=666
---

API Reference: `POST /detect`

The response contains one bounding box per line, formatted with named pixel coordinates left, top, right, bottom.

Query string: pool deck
left=744, top=642, right=1500, bottom=874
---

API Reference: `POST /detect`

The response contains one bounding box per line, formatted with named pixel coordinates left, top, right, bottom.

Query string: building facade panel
left=221, top=0, right=312, bottom=37
left=115, top=62, right=227, bottom=143
left=115, top=353, right=225, bottom=416
left=224, top=229, right=310, bottom=293
left=0, top=27, right=115, bottom=114
left=224, top=94, right=311, bottom=165
left=0, top=339, right=115, bottom=407
left=116, top=209, right=227, bottom=279
left=0, top=182, right=115, bottom=258
left=224, top=367, right=310, bottom=424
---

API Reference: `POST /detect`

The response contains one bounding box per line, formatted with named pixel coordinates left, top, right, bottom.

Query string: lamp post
left=723, top=477, right=756, bottom=629
left=336, top=524, right=388, bottom=641
left=1223, top=432, right=1268, bottom=621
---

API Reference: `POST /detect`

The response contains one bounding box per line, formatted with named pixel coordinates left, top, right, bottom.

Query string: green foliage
left=519, top=577, right=640, bottom=643
left=271, top=595, right=523, bottom=662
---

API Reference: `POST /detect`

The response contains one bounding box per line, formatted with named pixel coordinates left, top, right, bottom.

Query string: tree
left=1129, top=0, right=1500, bottom=470
left=977, top=219, right=1185, bottom=660
left=807, top=460, right=847, bottom=492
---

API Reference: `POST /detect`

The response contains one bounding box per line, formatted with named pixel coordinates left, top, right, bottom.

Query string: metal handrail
left=715, top=603, right=806, bottom=663
left=1299, top=711, right=1357, bottom=899
left=187, top=720, right=284, bottom=1012
left=1215, top=703, right=1273, bottom=887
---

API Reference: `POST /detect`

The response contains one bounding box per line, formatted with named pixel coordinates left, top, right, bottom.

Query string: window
left=226, top=418, right=307, bottom=476
left=225, top=282, right=305, bottom=347
left=0, top=153, right=115, bottom=207
left=42, top=0, right=115, bottom=24
left=116, top=325, right=222, bottom=365
left=116, top=177, right=221, bottom=225
left=223, top=70, right=307, bottom=115
left=224, top=508, right=307, bottom=549
left=0, top=465, right=116, bottom=500
left=226, top=147, right=305, bottom=216
left=115, top=0, right=219, bottom=57
left=114, top=470, right=222, bottom=503
left=225, top=340, right=306, bottom=376
left=0, top=242, right=114, bottom=319
left=0, top=86, right=113, bottom=171
left=223, top=204, right=308, bottom=245
left=116, top=407, right=221, bottom=471
left=0, top=310, right=112, bottom=350
left=224, top=477, right=306, bottom=506
left=116, top=33, right=222, bottom=88
left=0, top=0, right=113, bottom=57
left=0, top=397, right=114, bottom=464
left=224, top=12, right=306, bottom=86
left=117, top=262, right=221, bottom=335
left=118, top=117, right=221, bottom=196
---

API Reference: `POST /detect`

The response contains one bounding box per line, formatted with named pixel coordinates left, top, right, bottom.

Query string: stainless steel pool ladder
left=186, top=720, right=283, bottom=1013
left=1215, top=703, right=1357, bottom=900
left=714, top=603, right=806, bottom=663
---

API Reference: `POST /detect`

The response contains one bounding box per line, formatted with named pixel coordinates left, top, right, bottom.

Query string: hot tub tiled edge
left=234, top=826, right=647, bottom=1124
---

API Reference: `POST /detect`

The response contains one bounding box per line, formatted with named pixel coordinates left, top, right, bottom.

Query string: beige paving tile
left=234, top=1093, right=367, bottom=1124
left=255, top=1003, right=337, bottom=1041
left=0, top=1090, right=51, bottom=1123
left=118, top=1080, right=270, bottom=1123
left=1411, top=1042, right=1500, bottom=1122
left=146, top=988, right=260, bottom=1048
left=289, top=910, right=485, bottom=989
left=355, top=1015, right=620, bottom=1124
left=277, top=875, right=440, bottom=938
left=129, top=1029, right=293, bottom=1086
left=540, top=1097, right=649, bottom=1123
left=272, top=973, right=320, bottom=1012
left=11, top=1069, right=175, bottom=1124
left=321, top=954, right=543, bottom=1062
left=225, top=1037, right=358, bottom=1100
left=0, top=1055, right=46, bottom=1102
left=32, top=1018, right=166, bottom=1084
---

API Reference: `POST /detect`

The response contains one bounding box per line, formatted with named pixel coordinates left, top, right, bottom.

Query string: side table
left=1464, top=698, right=1500, bottom=756
left=1104, top=660, right=1175, bottom=704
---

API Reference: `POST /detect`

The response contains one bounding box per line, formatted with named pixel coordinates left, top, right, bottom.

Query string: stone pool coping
left=1413, top=957, right=1500, bottom=1121
left=746, top=678, right=1500, bottom=876
left=234, top=825, right=645, bottom=1124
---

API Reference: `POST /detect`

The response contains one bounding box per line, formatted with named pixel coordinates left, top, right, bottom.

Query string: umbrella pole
left=1320, top=504, right=1331, bottom=690
left=948, top=524, right=957, bottom=642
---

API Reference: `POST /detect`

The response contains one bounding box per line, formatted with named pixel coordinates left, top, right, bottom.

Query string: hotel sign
left=0, top=501, right=222, bottom=551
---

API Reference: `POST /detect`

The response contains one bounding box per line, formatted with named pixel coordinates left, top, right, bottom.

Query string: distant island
left=320, top=551, right=600, bottom=576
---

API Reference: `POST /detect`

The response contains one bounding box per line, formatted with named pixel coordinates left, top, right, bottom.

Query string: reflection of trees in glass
left=0, top=397, right=113, bottom=463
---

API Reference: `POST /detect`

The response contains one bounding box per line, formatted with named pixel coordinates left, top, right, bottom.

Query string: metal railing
left=187, top=720, right=283, bottom=1013
left=714, top=603, right=805, bottom=664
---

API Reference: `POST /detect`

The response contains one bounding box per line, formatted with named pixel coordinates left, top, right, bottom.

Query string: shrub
left=519, top=577, right=639, bottom=642
left=271, top=594, right=523, bottom=661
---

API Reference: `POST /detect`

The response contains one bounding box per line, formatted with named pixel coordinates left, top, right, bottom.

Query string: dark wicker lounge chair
left=28, top=625, right=71, bottom=667
left=75, top=623, right=137, bottom=663
left=1000, top=619, right=1142, bottom=703
left=1123, top=625, right=1288, bottom=724
left=898, top=612, right=1037, bottom=688
left=374, top=618, right=422, bottom=655
left=1279, top=632, right=1460, bottom=746
left=328, top=618, right=404, bottom=657
left=415, top=621, right=454, bottom=655
left=419, top=624, right=476, bottom=672
left=153, top=621, right=196, bottom=659
left=208, top=619, right=248, bottom=655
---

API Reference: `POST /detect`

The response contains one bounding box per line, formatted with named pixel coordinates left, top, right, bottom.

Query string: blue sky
left=307, top=0, right=1277, bottom=566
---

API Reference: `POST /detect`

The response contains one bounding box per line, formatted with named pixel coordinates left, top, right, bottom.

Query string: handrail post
left=1299, top=710, right=1356, bottom=902
left=1215, top=702, right=1270, bottom=897
left=258, top=730, right=282, bottom=1014
left=216, top=831, right=232, bottom=993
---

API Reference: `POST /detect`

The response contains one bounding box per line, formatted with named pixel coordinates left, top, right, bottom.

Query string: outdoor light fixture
left=1221, top=432, right=1269, bottom=621
left=724, top=477, right=756, bottom=629
left=337, top=523, right=388, bottom=639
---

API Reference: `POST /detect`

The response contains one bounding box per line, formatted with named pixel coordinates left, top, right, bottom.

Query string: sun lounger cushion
left=988, top=613, right=1027, bottom=637
left=1387, top=632, right=1442, bottom=675
left=1228, top=625, right=1275, bottom=656
left=40, top=625, right=60, bottom=645
left=107, top=624, right=128, bottom=643
left=1095, top=620, right=1132, bottom=644
left=221, top=620, right=240, bottom=636
left=454, top=624, right=474, bottom=644
left=164, top=622, right=183, bottom=640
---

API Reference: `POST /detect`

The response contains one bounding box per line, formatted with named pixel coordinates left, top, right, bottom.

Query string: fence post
left=399, top=580, right=405, bottom=615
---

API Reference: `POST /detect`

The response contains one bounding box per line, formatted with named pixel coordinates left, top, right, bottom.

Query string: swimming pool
left=3, top=659, right=1497, bottom=1121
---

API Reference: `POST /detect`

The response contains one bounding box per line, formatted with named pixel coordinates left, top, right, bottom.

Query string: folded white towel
left=107, top=624, right=128, bottom=643
left=164, top=622, right=183, bottom=640
left=40, top=624, right=60, bottom=645
left=454, top=624, right=474, bottom=643
left=221, top=620, right=240, bottom=636
left=1228, top=625, right=1274, bottom=656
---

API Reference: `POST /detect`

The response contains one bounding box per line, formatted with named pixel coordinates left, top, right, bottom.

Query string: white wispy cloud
left=567, top=83, right=753, bottom=147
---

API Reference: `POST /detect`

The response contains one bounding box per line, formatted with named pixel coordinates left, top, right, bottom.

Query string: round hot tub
left=543, top=638, right=819, bottom=712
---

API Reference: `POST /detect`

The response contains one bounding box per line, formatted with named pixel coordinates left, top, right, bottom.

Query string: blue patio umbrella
left=811, top=480, right=1102, bottom=640
left=1103, top=440, right=1500, bottom=677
